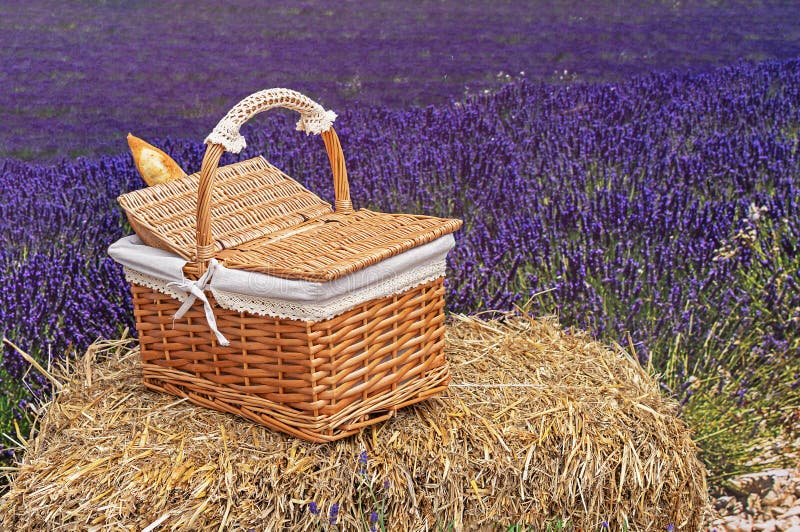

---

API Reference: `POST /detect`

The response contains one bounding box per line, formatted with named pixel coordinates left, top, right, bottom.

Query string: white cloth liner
left=109, top=234, right=455, bottom=324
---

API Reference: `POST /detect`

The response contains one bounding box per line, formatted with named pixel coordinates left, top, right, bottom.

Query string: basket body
left=130, top=278, right=449, bottom=442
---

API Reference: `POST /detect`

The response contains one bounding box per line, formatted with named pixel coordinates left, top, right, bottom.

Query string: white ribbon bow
left=167, top=259, right=230, bottom=346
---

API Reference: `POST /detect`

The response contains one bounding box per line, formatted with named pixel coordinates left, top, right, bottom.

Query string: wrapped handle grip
left=205, top=88, right=338, bottom=153
left=195, top=89, right=352, bottom=270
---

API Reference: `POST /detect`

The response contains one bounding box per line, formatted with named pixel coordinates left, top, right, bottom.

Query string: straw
left=0, top=313, right=707, bottom=530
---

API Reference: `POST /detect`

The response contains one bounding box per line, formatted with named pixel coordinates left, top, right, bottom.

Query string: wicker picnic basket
left=110, top=89, right=462, bottom=442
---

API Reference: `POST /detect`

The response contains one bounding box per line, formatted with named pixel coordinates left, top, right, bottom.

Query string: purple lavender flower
left=358, top=449, right=369, bottom=475
left=329, top=503, right=339, bottom=525
left=308, top=501, right=319, bottom=516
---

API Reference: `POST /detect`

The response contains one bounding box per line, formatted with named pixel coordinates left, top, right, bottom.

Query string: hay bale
left=1, top=315, right=707, bottom=530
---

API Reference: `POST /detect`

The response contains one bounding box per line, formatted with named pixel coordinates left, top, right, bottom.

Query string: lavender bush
left=1, top=58, right=798, bottom=476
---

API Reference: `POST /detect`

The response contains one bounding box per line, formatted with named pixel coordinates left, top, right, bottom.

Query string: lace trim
left=123, top=261, right=446, bottom=322
left=205, top=88, right=336, bottom=153
left=211, top=261, right=445, bottom=321
left=124, top=268, right=187, bottom=301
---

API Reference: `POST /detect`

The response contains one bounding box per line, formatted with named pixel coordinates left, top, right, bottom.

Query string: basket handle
left=195, top=89, right=352, bottom=267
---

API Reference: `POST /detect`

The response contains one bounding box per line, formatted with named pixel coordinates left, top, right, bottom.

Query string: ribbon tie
left=167, top=259, right=230, bottom=346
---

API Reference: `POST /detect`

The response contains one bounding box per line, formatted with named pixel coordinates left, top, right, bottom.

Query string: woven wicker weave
left=117, top=88, right=461, bottom=441
left=119, top=157, right=333, bottom=259
left=120, top=155, right=460, bottom=280
left=131, top=279, right=448, bottom=442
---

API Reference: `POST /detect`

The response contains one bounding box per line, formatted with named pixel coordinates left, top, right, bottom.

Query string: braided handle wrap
left=205, top=88, right=338, bottom=153
left=195, top=89, right=351, bottom=272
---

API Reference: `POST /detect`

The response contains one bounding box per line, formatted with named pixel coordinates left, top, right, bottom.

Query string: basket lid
left=119, top=157, right=461, bottom=281
left=217, top=209, right=461, bottom=282
left=119, top=157, right=334, bottom=259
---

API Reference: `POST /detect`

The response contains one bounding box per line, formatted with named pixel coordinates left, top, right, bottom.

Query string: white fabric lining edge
left=110, top=234, right=455, bottom=303
left=124, top=261, right=446, bottom=322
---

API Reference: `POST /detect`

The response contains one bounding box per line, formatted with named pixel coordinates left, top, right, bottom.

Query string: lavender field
left=3, top=0, right=800, bottom=160
left=1, top=1, right=800, bottom=483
